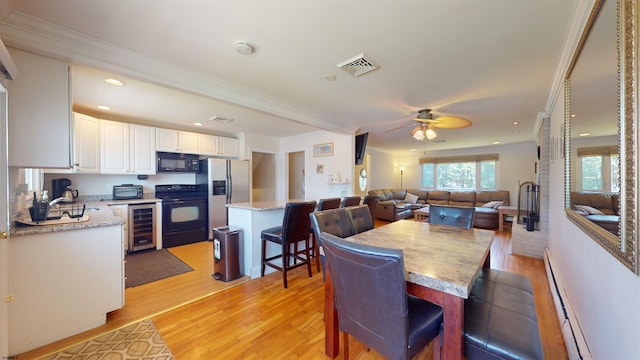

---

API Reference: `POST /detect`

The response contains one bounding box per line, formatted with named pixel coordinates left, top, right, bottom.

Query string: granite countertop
left=227, top=199, right=309, bottom=211
left=346, top=220, right=494, bottom=298
left=10, top=198, right=162, bottom=237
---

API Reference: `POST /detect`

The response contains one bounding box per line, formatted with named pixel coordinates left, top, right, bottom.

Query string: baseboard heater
left=544, top=249, right=592, bottom=359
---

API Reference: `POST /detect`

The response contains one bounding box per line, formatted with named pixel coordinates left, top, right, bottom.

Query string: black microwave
left=157, top=152, right=200, bottom=173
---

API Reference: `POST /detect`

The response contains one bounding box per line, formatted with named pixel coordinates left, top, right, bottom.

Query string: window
left=420, top=154, right=498, bottom=190
left=577, top=146, right=619, bottom=192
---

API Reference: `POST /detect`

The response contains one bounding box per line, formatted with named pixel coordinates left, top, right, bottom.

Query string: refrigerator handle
left=226, top=160, right=232, bottom=203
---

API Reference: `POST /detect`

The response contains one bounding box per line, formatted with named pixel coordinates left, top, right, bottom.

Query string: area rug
left=125, top=249, right=193, bottom=288
left=40, top=319, right=174, bottom=360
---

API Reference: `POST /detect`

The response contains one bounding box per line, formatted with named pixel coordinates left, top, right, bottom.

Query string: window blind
left=419, top=153, right=499, bottom=164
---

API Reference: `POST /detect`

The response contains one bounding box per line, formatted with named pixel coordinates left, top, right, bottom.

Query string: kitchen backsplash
left=43, top=173, right=197, bottom=198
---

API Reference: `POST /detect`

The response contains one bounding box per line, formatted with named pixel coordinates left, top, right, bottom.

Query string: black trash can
left=212, top=226, right=243, bottom=282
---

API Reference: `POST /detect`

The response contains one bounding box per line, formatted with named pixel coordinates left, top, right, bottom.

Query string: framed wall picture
left=314, top=142, right=334, bottom=157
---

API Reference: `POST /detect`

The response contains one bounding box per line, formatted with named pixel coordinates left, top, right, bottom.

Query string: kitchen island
left=227, top=201, right=305, bottom=279
left=9, top=205, right=126, bottom=354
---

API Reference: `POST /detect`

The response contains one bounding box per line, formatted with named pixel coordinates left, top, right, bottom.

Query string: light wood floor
left=21, top=220, right=567, bottom=360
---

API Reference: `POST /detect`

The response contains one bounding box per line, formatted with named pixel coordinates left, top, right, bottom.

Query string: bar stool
left=261, top=201, right=317, bottom=288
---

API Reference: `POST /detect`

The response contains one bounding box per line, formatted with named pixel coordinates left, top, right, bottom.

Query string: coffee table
left=414, top=205, right=430, bottom=222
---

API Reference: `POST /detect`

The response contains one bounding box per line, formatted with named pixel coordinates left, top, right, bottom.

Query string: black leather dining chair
left=346, top=205, right=374, bottom=234
left=309, top=198, right=343, bottom=271
left=320, top=232, right=443, bottom=360
left=362, top=195, right=380, bottom=220
left=341, top=196, right=361, bottom=207
left=428, top=204, right=476, bottom=228
left=309, top=208, right=354, bottom=281
left=261, top=200, right=317, bottom=288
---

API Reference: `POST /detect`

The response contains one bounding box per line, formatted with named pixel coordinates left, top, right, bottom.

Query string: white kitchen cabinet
left=100, top=120, right=129, bottom=174
left=73, top=113, right=100, bottom=173
left=155, top=127, right=238, bottom=157
left=9, top=225, right=124, bottom=354
left=7, top=47, right=72, bottom=168
left=219, top=136, right=239, bottom=157
left=178, top=130, right=199, bottom=153
left=155, top=128, right=179, bottom=152
left=155, top=128, right=198, bottom=153
left=101, top=120, right=156, bottom=174
left=129, top=124, right=156, bottom=174
left=198, top=133, right=219, bottom=155
left=110, top=204, right=129, bottom=252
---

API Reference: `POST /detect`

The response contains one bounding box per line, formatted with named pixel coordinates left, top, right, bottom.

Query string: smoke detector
left=234, top=42, right=254, bottom=55
left=337, top=53, right=379, bottom=77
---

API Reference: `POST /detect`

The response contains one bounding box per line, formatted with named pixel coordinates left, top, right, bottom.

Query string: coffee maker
left=51, top=178, right=73, bottom=201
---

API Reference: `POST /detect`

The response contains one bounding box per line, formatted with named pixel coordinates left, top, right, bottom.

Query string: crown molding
left=0, top=12, right=356, bottom=135
left=545, top=0, right=595, bottom=114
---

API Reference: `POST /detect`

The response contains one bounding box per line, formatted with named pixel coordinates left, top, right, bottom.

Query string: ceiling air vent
left=337, top=53, right=378, bottom=77
left=209, top=116, right=234, bottom=124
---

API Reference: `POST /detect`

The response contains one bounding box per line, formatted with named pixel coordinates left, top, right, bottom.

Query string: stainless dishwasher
left=128, top=203, right=157, bottom=253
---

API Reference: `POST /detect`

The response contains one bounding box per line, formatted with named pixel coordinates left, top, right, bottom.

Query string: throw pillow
left=573, top=208, right=589, bottom=216
left=404, top=193, right=419, bottom=204
left=574, top=205, right=604, bottom=215
left=481, top=200, right=504, bottom=209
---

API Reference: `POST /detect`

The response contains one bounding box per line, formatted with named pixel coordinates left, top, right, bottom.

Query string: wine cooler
left=128, top=203, right=156, bottom=253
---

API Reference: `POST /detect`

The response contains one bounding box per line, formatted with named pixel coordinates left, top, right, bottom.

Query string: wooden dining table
left=324, top=220, right=495, bottom=359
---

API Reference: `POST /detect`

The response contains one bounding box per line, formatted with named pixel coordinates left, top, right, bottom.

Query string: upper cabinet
left=156, top=128, right=199, bottom=153
left=73, top=113, right=100, bottom=173
left=101, top=120, right=156, bottom=175
left=156, top=127, right=238, bottom=157
left=178, top=131, right=199, bottom=154
left=7, top=48, right=72, bottom=168
left=218, top=136, right=239, bottom=157
left=129, top=124, right=156, bottom=174
left=198, top=134, right=219, bottom=155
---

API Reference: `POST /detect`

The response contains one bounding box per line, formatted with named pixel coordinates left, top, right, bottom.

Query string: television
left=355, top=132, right=369, bottom=165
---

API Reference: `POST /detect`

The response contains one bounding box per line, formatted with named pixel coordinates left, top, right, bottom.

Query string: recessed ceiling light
left=579, top=133, right=591, bottom=137
left=194, top=122, right=203, bottom=126
left=571, top=114, right=576, bottom=118
left=513, top=121, right=519, bottom=125
left=492, top=141, right=501, bottom=145
left=104, top=78, right=124, bottom=86
left=97, top=105, right=111, bottom=111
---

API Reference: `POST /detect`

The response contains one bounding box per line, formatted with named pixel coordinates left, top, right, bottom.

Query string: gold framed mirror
left=564, top=0, right=637, bottom=273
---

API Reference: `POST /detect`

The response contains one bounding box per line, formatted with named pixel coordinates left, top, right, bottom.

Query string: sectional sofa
left=367, top=188, right=510, bottom=229
left=570, top=191, right=619, bottom=235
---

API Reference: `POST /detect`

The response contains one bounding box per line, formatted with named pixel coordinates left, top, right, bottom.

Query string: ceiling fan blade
left=432, top=116, right=472, bottom=129
left=384, top=121, right=414, bottom=133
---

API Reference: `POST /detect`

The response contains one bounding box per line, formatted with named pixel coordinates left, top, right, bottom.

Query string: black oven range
left=155, top=184, right=208, bottom=248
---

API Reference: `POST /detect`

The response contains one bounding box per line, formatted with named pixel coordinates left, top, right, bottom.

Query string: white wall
left=366, top=142, right=536, bottom=206
left=42, top=172, right=195, bottom=198
left=280, top=130, right=353, bottom=201
left=548, top=81, right=640, bottom=358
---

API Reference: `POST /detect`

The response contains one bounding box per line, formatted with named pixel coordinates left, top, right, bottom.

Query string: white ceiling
left=0, top=0, right=583, bottom=154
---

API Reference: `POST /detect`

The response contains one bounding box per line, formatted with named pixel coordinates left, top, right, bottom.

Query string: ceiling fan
left=386, top=109, right=472, bottom=141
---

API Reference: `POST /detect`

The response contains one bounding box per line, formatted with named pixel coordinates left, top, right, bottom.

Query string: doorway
left=288, top=151, right=304, bottom=199
left=251, top=151, right=276, bottom=202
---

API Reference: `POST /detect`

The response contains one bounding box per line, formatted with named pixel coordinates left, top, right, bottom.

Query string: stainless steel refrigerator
left=197, top=158, right=250, bottom=239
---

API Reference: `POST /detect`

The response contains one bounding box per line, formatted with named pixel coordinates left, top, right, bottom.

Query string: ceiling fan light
left=425, top=127, right=437, bottom=140
left=411, top=125, right=425, bottom=141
